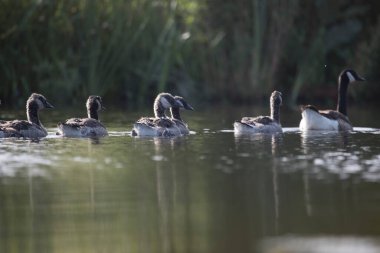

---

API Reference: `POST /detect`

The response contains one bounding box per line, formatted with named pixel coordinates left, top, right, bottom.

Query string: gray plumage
left=132, top=93, right=183, bottom=137
left=0, top=93, right=54, bottom=138
left=234, top=91, right=283, bottom=134
left=57, top=95, right=108, bottom=137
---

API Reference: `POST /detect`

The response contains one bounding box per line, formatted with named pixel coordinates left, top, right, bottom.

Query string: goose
left=0, top=93, right=54, bottom=138
left=234, top=91, right=283, bottom=134
left=132, top=93, right=183, bottom=137
left=57, top=95, right=108, bottom=137
left=170, top=96, right=194, bottom=135
left=299, top=69, right=365, bottom=131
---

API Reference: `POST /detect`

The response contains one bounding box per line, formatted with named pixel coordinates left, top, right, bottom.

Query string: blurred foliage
left=0, top=0, right=379, bottom=107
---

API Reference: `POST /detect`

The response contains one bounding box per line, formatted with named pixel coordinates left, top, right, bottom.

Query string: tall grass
left=0, top=0, right=190, bottom=106
left=0, top=0, right=379, bottom=107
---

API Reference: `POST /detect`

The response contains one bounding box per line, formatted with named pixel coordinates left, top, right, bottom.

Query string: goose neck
left=337, top=79, right=349, bottom=116
left=88, top=107, right=99, bottom=120
left=154, top=100, right=166, bottom=118
left=27, top=101, right=41, bottom=126
left=270, top=101, right=280, bottom=124
left=171, top=107, right=182, bottom=121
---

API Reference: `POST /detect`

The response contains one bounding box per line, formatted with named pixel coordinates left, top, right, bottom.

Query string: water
left=1, top=106, right=380, bottom=253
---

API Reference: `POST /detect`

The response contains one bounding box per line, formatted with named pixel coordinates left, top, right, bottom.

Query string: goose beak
left=185, top=104, right=194, bottom=111
left=174, top=100, right=183, bottom=108
left=357, top=76, right=366, bottom=81
left=45, top=101, right=54, bottom=109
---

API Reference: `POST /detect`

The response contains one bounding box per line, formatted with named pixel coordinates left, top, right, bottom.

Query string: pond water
left=1, top=105, right=380, bottom=253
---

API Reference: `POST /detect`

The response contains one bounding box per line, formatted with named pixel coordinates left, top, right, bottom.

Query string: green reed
left=0, top=0, right=378, bottom=107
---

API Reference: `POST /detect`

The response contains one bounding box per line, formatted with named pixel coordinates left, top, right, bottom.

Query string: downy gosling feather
left=234, top=91, right=283, bottom=134
left=57, top=95, right=108, bottom=137
left=299, top=69, right=365, bottom=131
left=0, top=93, right=54, bottom=138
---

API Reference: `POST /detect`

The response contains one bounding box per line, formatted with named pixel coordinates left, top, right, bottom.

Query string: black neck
left=154, top=99, right=166, bottom=118
left=88, top=107, right=99, bottom=120
left=170, top=107, right=182, bottom=121
left=27, top=101, right=41, bottom=126
left=270, top=101, right=280, bottom=123
left=337, top=78, right=349, bottom=116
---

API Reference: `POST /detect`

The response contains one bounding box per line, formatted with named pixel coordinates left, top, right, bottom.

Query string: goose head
left=339, top=69, right=366, bottom=85
left=336, top=69, right=365, bottom=116
left=174, top=96, right=194, bottom=111
left=156, top=93, right=182, bottom=109
left=27, top=93, right=54, bottom=110
left=86, top=95, right=105, bottom=112
left=270, top=90, right=282, bottom=107
left=154, top=93, right=183, bottom=118
left=26, top=93, right=53, bottom=125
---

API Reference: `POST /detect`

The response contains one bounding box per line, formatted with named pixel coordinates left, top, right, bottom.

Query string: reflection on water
left=259, top=236, right=380, bottom=253
left=278, top=128, right=380, bottom=181
left=1, top=107, right=380, bottom=253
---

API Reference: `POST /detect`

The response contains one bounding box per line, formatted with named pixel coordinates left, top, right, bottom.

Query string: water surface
left=1, top=106, right=380, bottom=253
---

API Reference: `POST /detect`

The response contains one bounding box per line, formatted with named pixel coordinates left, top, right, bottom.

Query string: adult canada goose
left=170, top=96, right=194, bottom=135
left=234, top=91, right=283, bottom=133
left=132, top=93, right=183, bottom=137
left=0, top=93, right=54, bottom=138
left=299, top=69, right=365, bottom=131
left=57, top=95, right=108, bottom=137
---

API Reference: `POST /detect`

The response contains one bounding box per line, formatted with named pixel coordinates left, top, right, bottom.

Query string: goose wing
left=136, top=117, right=174, bottom=128
left=63, top=118, right=105, bottom=128
left=318, top=110, right=353, bottom=130
left=0, top=120, right=46, bottom=138
left=0, top=120, right=27, bottom=137
left=0, top=120, right=34, bottom=131
left=240, top=116, right=274, bottom=126
left=172, top=118, right=188, bottom=127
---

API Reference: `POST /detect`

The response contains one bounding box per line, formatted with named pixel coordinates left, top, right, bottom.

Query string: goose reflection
left=300, top=130, right=349, bottom=153
left=153, top=136, right=187, bottom=152
left=88, top=136, right=102, bottom=145
left=300, top=130, right=351, bottom=218
left=270, top=134, right=281, bottom=234
left=152, top=137, right=190, bottom=252
left=234, top=132, right=283, bottom=156
left=299, top=130, right=358, bottom=180
left=234, top=132, right=283, bottom=234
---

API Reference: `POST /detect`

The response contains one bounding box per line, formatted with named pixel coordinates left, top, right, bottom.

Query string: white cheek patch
left=346, top=71, right=355, bottom=83
left=160, top=97, right=172, bottom=109
left=97, top=100, right=102, bottom=111
left=36, top=99, right=44, bottom=109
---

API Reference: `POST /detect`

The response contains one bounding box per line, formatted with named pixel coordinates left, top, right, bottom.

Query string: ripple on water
left=279, top=151, right=380, bottom=182
left=151, top=155, right=167, bottom=162
left=259, top=236, right=380, bottom=253
left=353, top=127, right=380, bottom=133
left=237, top=152, right=250, bottom=158
left=0, top=152, right=53, bottom=178
left=269, top=127, right=380, bottom=182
